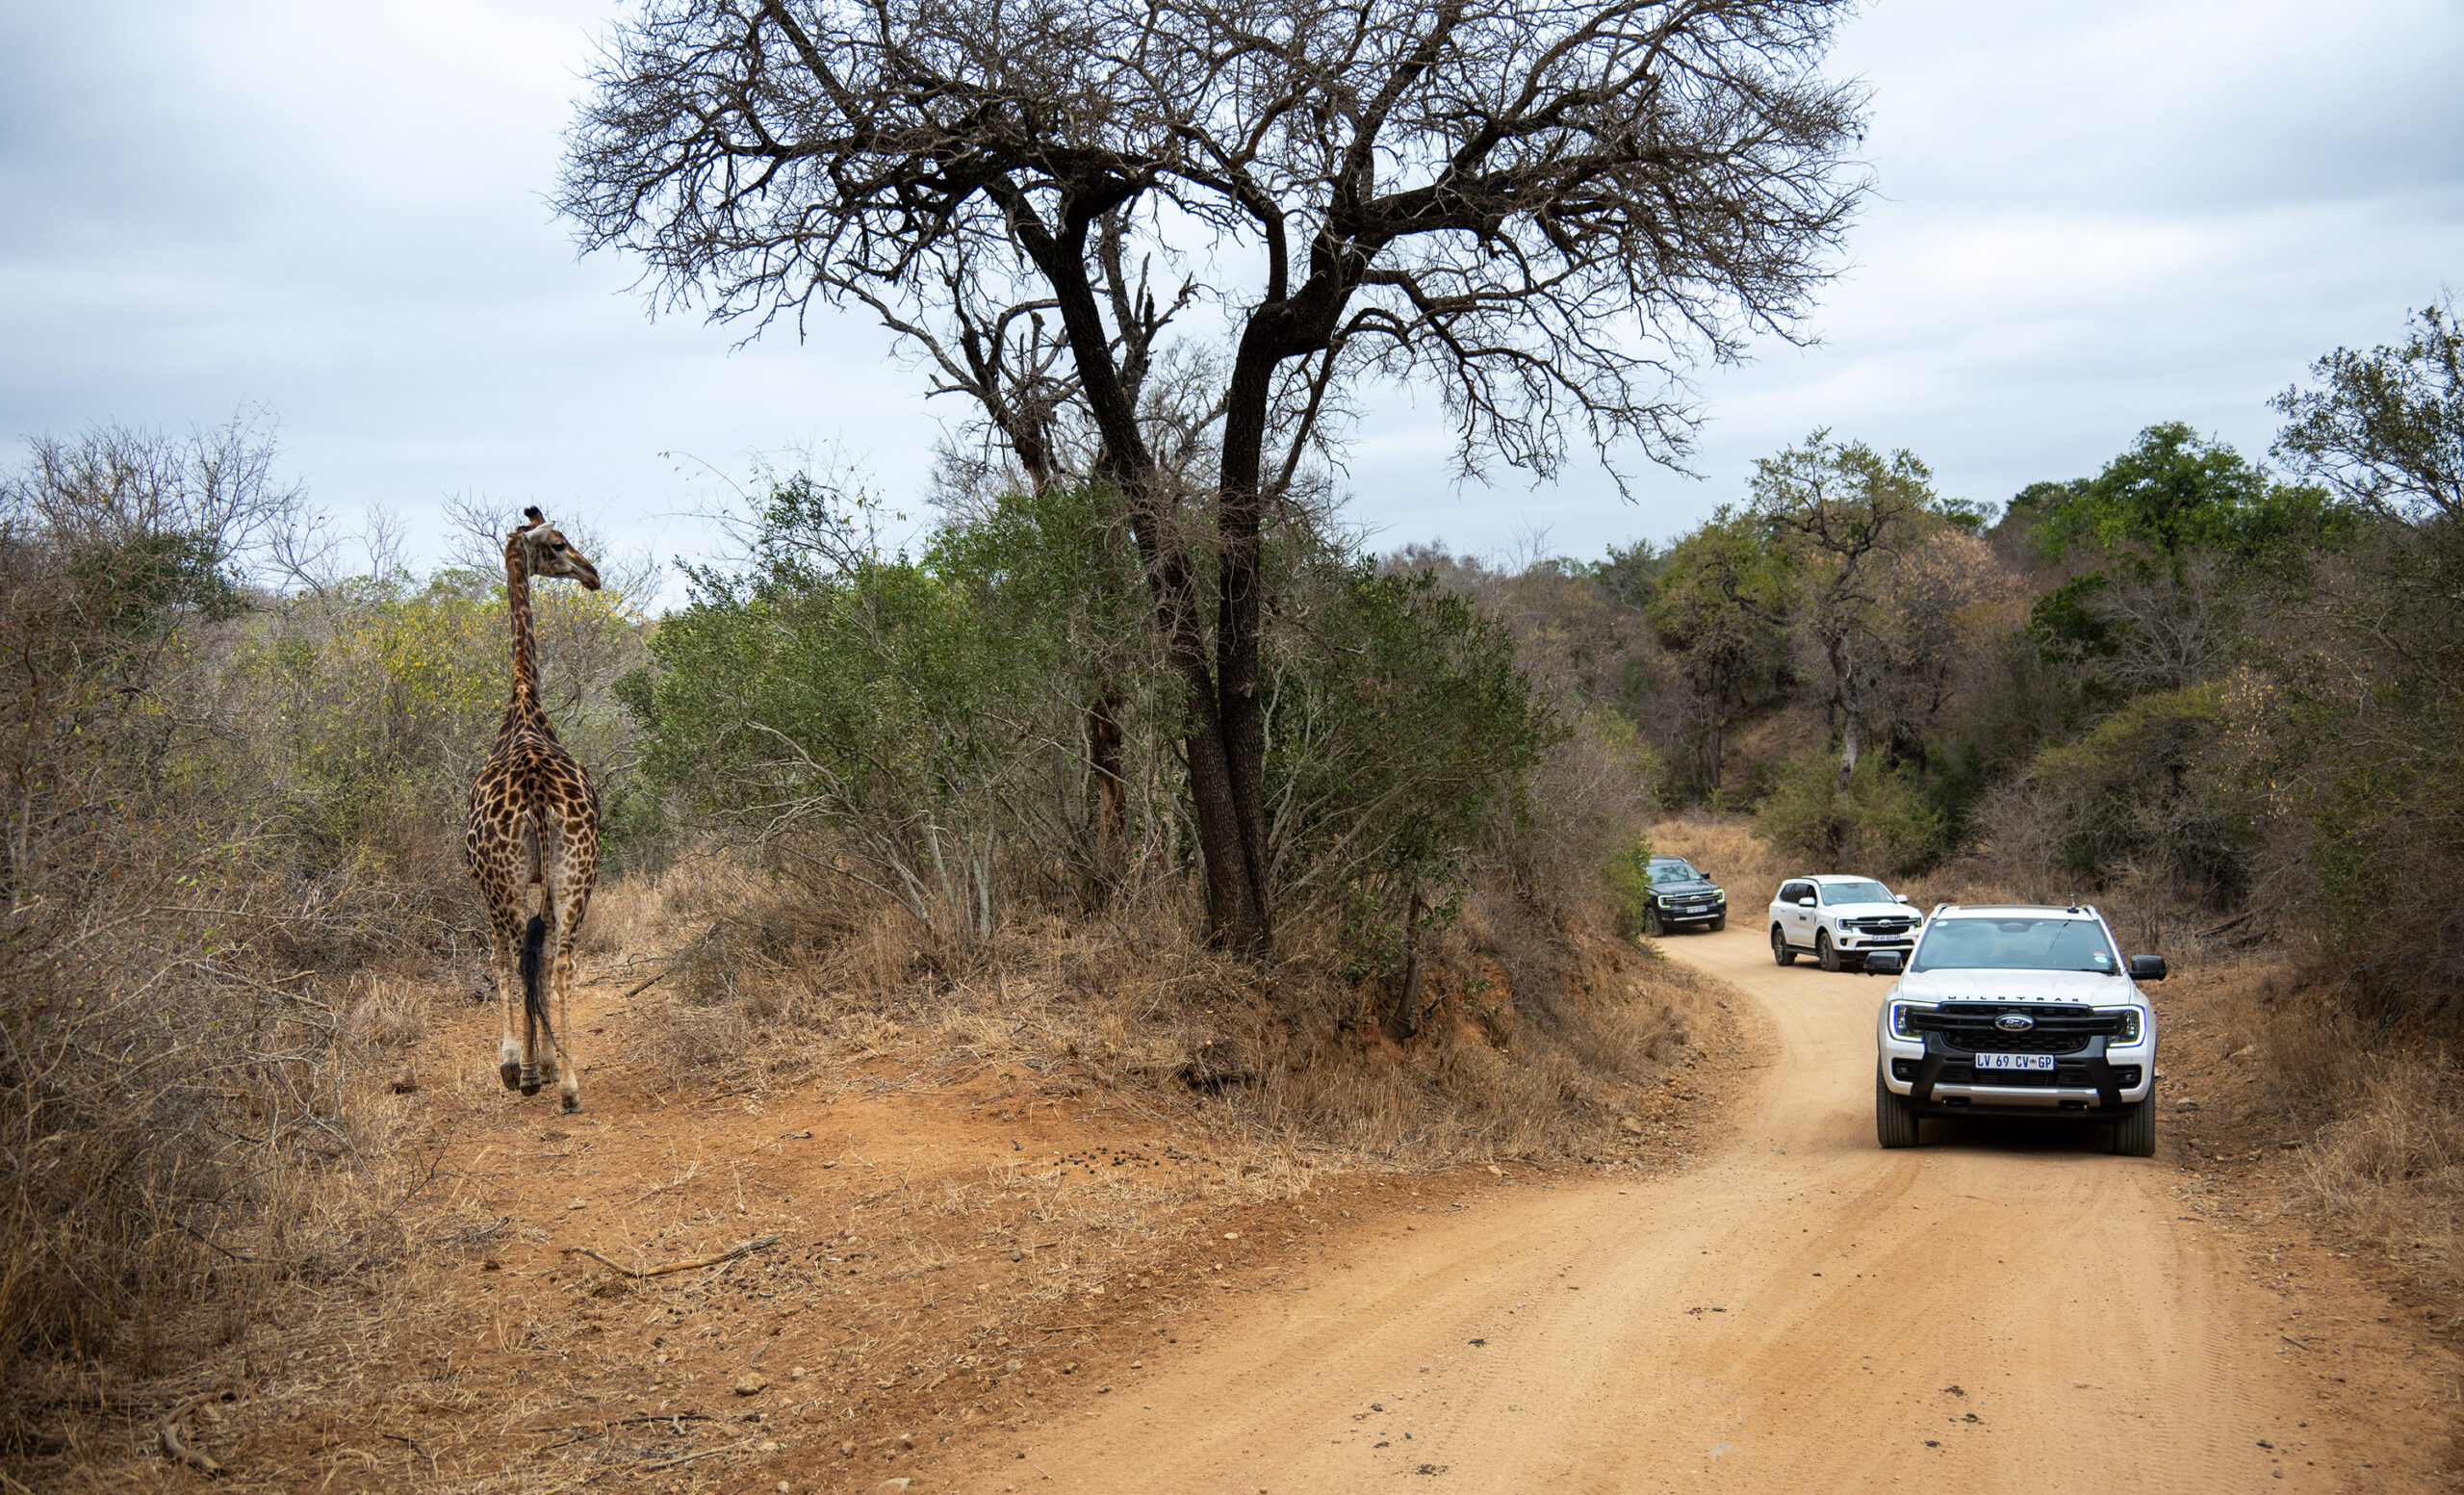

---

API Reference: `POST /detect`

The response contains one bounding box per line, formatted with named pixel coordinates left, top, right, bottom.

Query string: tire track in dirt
left=923, top=923, right=2448, bottom=1492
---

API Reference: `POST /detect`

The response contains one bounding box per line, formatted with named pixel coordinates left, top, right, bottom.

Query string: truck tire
left=1877, top=1073, right=1920, bottom=1148
left=1643, top=905, right=1665, bottom=939
left=1707, top=915, right=1726, bottom=932
left=1772, top=926, right=1796, bottom=966
left=1818, top=930, right=1842, bottom=971
left=2112, top=1095, right=2157, bottom=1157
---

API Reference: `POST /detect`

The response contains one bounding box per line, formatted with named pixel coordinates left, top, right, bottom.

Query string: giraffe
left=467, top=506, right=603, bottom=1112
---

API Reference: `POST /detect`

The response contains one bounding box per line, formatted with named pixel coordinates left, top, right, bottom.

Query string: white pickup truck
left=1768, top=873, right=1921, bottom=971
left=1868, top=904, right=2165, bottom=1156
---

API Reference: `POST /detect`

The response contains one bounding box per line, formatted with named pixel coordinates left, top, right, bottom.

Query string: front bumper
left=1655, top=901, right=1725, bottom=924
left=1878, top=1032, right=2153, bottom=1119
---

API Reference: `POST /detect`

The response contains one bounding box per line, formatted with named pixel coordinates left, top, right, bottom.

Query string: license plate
left=1974, top=1053, right=2055, bottom=1071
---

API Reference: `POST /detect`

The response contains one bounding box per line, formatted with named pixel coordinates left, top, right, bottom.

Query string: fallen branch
left=639, top=1439, right=750, bottom=1473
left=616, top=921, right=722, bottom=1000
left=156, top=1390, right=232, bottom=1478
left=619, top=967, right=677, bottom=1000
left=563, top=1234, right=780, bottom=1279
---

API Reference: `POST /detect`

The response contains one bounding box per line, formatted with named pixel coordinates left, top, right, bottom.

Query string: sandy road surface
left=931, top=923, right=2439, bottom=1493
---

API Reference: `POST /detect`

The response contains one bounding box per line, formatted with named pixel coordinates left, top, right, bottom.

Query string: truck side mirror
left=1797, top=896, right=1817, bottom=908
left=2128, top=954, right=2168, bottom=981
left=1894, top=894, right=1911, bottom=904
left=1864, top=951, right=1904, bottom=976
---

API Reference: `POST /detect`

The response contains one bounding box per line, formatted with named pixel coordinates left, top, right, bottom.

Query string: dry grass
left=2169, top=960, right=2464, bottom=1293
left=1649, top=811, right=1792, bottom=902
left=21, top=889, right=1704, bottom=1493
left=613, top=831, right=1723, bottom=1174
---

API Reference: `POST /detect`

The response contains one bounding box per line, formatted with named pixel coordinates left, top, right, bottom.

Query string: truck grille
left=1943, top=1062, right=2098, bottom=1087
left=1910, top=1004, right=2130, bottom=1056
left=1845, top=917, right=1917, bottom=936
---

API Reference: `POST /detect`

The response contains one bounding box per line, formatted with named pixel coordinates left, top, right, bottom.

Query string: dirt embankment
left=51, top=935, right=1739, bottom=1494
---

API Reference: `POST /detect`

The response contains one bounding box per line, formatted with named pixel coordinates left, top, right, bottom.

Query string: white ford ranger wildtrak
left=1769, top=873, right=1921, bottom=971
left=1868, top=904, right=2165, bottom=1156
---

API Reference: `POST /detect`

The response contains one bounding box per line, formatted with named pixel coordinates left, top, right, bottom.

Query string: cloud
left=3, top=0, right=2458, bottom=587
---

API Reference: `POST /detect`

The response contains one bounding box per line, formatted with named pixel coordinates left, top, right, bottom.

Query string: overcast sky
left=3, top=0, right=2458, bottom=599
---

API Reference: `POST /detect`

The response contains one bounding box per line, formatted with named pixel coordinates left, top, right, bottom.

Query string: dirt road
left=931, top=922, right=2444, bottom=1493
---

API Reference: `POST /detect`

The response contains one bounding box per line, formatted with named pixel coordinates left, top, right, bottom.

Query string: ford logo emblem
left=1994, top=1012, right=2035, bottom=1032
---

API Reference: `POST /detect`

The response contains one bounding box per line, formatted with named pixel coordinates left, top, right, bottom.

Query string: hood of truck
left=1822, top=899, right=1914, bottom=918
left=1894, top=967, right=2143, bottom=1005
left=1654, top=878, right=1723, bottom=897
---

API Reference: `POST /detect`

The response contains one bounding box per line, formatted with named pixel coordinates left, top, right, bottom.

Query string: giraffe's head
left=511, top=506, right=602, bottom=590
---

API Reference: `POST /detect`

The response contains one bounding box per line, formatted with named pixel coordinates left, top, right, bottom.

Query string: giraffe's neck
left=498, top=542, right=556, bottom=747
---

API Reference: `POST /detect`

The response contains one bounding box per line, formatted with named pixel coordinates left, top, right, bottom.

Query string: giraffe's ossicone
left=467, top=507, right=603, bottom=1113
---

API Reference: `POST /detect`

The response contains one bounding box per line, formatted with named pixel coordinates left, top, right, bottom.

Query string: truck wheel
left=1772, top=926, right=1796, bottom=966
left=2112, top=1095, right=2157, bottom=1157
left=1643, top=906, right=1664, bottom=939
left=1877, top=1073, right=1920, bottom=1148
left=1817, top=930, right=1841, bottom=971
left=1707, top=915, right=1726, bottom=933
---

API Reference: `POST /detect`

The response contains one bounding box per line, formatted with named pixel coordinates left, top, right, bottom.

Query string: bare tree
left=560, top=0, right=1867, bottom=952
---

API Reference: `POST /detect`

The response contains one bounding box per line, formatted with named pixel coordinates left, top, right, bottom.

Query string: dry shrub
left=1650, top=811, right=1791, bottom=899
left=0, top=906, right=438, bottom=1464
left=2298, top=1057, right=2464, bottom=1279
left=2191, top=964, right=2464, bottom=1289
left=633, top=822, right=1714, bottom=1169
left=0, top=432, right=463, bottom=1468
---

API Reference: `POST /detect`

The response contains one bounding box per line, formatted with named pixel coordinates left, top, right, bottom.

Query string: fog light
left=2113, top=1066, right=2142, bottom=1088
left=1890, top=1058, right=1917, bottom=1081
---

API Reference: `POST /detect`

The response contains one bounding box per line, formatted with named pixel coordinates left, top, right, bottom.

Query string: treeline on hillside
left=1415, top=298, right=2463, bottom=1026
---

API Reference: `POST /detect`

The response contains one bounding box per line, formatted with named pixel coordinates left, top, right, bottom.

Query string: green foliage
left=2029, top=422, right=2348, bottom=568
left=633, top=483, right=1086, bottom=941
left=1603, top=836, right=1659, bottom=932
left=233, top=564, right=651, bottom=876
left=67, top=529, right=244, bottom=635
left=2272, top=294, right=2464, bottom=523
left=2028, top=683, right=2249, bottom=895
left=1271, top=565, right=1560, bottom=906
left=1644, top=510, right=1793, bottom=793
left=1752, top=753, right=1944, bottom=877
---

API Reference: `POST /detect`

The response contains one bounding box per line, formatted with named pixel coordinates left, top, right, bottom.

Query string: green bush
left=1604, top=837, right=1658, bottom=932
left=2030, top=682, right=2250, bottom=898
left=1753, top=753, right=1943, bottom=876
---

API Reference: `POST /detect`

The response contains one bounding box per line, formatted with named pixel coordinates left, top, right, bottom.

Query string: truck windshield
left=1911, top=917, right=2119, bottom=974
left=1822, top=880, right=1893, bottom=905
left=1647, top=861, right=1700, bottom=886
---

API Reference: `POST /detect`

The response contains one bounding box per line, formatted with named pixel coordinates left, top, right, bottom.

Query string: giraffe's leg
left=489, top=907, right=525, bottom=1092
left=551, top=880, right=591, bottom=1113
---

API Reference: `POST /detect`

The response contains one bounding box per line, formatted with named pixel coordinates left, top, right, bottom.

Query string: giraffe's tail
left=518, top=914, right=554, bottom=1094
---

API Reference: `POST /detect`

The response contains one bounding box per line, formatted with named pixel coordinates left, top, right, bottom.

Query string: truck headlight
left=1889, top=1003, right=1925, bottom=1040
left=2099, top=1007, right=2143, bottom=1044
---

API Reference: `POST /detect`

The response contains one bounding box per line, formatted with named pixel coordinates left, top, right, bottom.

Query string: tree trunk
left=1828, top=634, right=1862, bottom=791
left=1013, top=199, right=1271, bottom=955
left=1212, top=332, right=1279, bottom=956
left=1385, top=885, right=1425, bottom=1044
left=1088, top=694, right=1128, bottom=906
